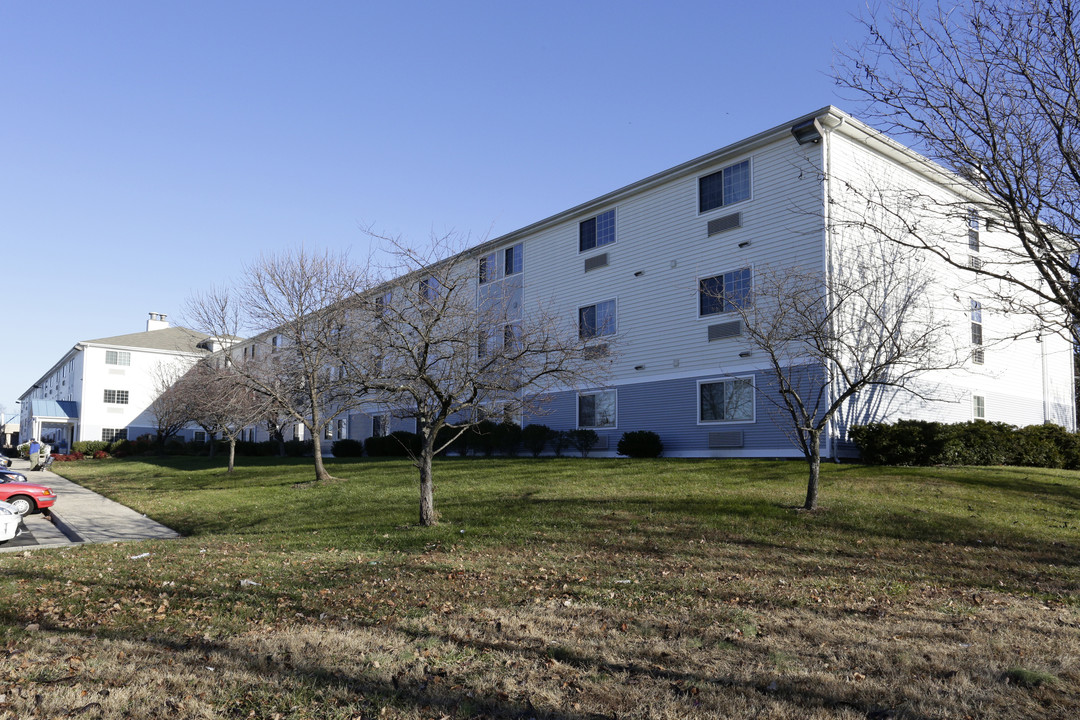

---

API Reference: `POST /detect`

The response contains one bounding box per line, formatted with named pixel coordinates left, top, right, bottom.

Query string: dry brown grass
left=1, top=457, right=1078, bottom=718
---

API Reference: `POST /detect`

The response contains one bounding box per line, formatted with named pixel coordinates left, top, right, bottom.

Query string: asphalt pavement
left=1, top=457, right=180, bottom=552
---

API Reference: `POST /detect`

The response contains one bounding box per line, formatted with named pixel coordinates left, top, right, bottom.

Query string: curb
left=46, top=511, right=85, bottom=544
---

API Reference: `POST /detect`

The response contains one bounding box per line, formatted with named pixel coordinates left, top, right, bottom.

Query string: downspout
left=811, top=112, right=845, bottom=460
left=1040, top=335, right=1049, bottom=424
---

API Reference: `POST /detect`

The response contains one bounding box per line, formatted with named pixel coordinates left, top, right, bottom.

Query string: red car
left=0, top=469, right=57, bottom=516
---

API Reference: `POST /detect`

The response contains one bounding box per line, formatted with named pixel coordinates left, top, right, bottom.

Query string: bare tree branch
left=350, top=231, right=614, bottom=526
left=836, top=0, right=1080, bottom=339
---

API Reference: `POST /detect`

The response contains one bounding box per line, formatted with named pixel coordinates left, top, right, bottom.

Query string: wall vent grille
left=708, top=321, right=743, bottom=341
left=707, top=212, right=742, bottom=236
left=584, top=253, right=609, bottom=272
left=709, top=431, right=744, bottom=448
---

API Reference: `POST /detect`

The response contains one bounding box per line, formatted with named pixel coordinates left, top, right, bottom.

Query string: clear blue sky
left=1, top=0, right=870, bottom=415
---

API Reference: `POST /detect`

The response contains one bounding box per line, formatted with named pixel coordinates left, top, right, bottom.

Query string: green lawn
left=1, top=456, right=1078, bottom=719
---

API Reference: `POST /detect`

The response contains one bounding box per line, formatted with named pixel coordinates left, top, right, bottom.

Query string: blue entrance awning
left=30, top=400, right=79, bottom=420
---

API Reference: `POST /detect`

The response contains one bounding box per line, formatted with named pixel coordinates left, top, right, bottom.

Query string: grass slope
left=1, top=457, right=1078, bottom=719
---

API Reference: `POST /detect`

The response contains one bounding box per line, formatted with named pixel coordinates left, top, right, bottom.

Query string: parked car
left=0, top=500, right=21, bottom=544
left=0, top=453, right=11, bottom=468
left=0, top=469, right=57, bottom=516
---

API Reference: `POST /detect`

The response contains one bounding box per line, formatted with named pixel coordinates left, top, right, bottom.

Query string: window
left=102, top=428, right=127, bottom=442
left=374, top=290, right=391, bottom=314
left=105, top=350, right=131, bottom=366
left=578, top=389, right=616, bottom=428
left=968, top=208, right=980, bottom=251
left=699, top=377, right=755, bottom=423
left=971, top=300, right=983, bottom=346
left=271, top=335, right=281, bottom=352
left=479, top=252, right=497, bottom=284
left=103, top=389, right=129, bottom=404
left=338, top=418, right=348, bottom=439
left=372, top=415, right=386, bottom=438
left=579, top=209, right=616, bottom=252
left=194, top=431, right=206, bottom=443
left=419, top=276, right=439, bottom=302
left=699, top=268, right=752, bottom=316
left=504, top=243, right=523, bottom=276
left=699, top=159, right=751, bottom=213
left=579, top=299, right=616, bottom=339
left=504, top=323, right=521, bottom=352
left=973, top=394, right=986, bottom=420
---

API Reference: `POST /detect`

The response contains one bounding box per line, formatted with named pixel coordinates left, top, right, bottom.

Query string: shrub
left=938, top=421, right=1014, bottom=466
left=109, top=439, right=133, bottom=458
left=92, top=450, right=108, bottom=460
left=470, top=420, right=499, bottom=457
left=521, top=424, right=552, bottom=457
left=17, top=443, right=29, bottom=459
left=332, top=438, right=365, bottom=457
left=849, top=420, right=948, bottom=465
left=851, top=419, right=1080, bottom=469
left=617, top=430, right=664, bottom=458
left=164, top=437, right=187, bottom=454
left=566, top=429, right=599, bottom=457
left=283, top=439, right=313, bottom=457
left=73, top=441, right=110, bottom=455
left=434, top=426, right=468, bottom=456
left=495, top=421, right=522, bottom=456
left=550, top=430, right=570, bottom=458
left=366, top=431, right=421, bottom=457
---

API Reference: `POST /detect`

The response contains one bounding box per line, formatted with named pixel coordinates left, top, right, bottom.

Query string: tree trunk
left=311, top=432, right=332, bottom=481
left=419, top=443, right=437, bottom=527
left=208, top=432, right=216, bottom=459
left=227, top=438, right=236, bottom=474
left=804, top=430, right=822, bottom=510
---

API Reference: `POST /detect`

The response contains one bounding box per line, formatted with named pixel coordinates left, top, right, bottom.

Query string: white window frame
left=105, top=350, right=131, bottom=366
left=973, top=394, right=986, bottom=420
left=578, top=208, right=617, bottom=253
left=478, top=251, right=498, bottom=285
left=103, top=389, right=129, bottom=405
left=968, top=208, right=981, bottom=252
left=578, top=298, right=618, bottom=340
left=698, top=158, right=753, bottom=214
left=102, top=428, right=127, bottom=442
left=504, top=243, right=524, bottom=276
left=577, top=389, right=617, bottom=429
left=698, top=267, right=753, bottom=318
left=697, top=376, right=756, bottom=425
left=372, top=414, right=387, bottom=438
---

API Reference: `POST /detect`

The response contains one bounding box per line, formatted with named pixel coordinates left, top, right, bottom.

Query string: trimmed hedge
left=73, top=441, right=111, bottom=455
left=617, top=430, right=664, bottom=458
left=366, top=431, right=421, bottom=457
left=521, top=424, right=553, bottom=457
left=849, top=420, right=1080, bottom=469
left=567, top=429, right=599, bottom=457
left=331, top=439, right=365, bottom=457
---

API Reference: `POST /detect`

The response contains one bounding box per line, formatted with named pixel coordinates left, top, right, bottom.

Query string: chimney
left=147, top=312, right=169, bottom=331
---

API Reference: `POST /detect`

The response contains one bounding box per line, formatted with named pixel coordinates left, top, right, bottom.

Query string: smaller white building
left=18, top=313, right=212, bottom=450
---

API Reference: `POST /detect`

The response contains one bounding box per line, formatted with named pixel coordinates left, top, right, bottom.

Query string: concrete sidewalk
left=2, top=457, right=180, bottom=549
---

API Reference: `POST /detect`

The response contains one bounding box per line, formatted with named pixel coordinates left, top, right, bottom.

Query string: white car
left=0, top=500, right=21, bottom=545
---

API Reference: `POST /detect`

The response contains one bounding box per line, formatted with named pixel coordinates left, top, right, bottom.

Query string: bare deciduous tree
left=185, top=247, right=372, bottom=482
left=351, top=233, right=613, bottom=526
left=836, top=0, right=1080, bottom=339
left=149, top=363, right=198, bottom=453
left=178, top=360, right=272, bottom=472
left=716, top=238, right=961, bottom=511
